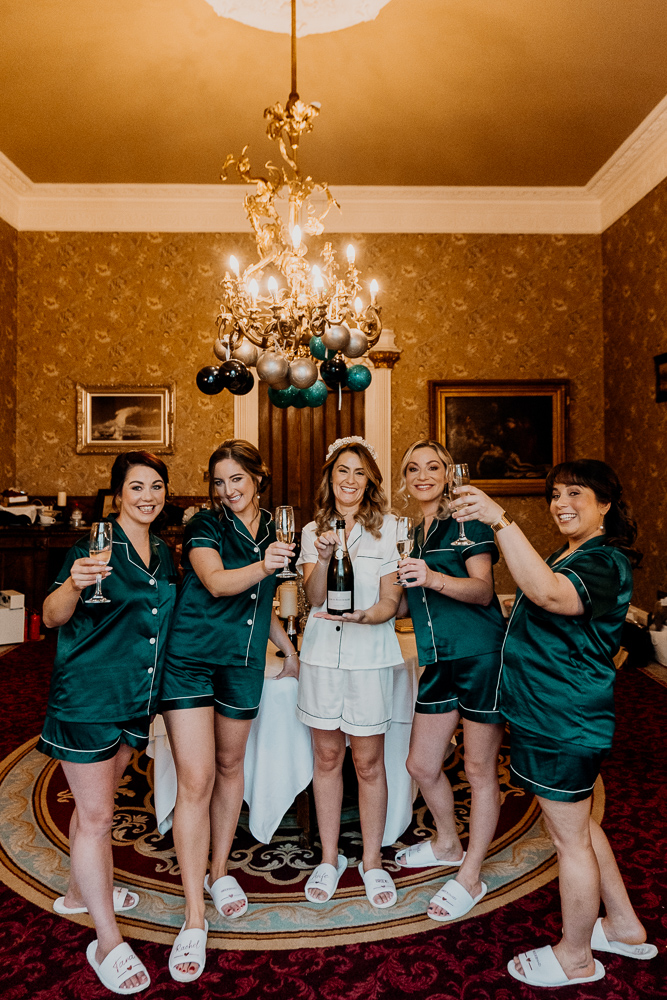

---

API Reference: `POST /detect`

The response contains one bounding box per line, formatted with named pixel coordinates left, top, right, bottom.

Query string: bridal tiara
left=325, top=436, right=378, bottom=462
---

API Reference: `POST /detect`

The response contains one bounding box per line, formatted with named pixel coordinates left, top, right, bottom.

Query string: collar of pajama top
left=405, top=515, right=505, bottom=665
left=297, top=514, right=404, bottom=670
left=165, top=506, right=278, bottom=670
left=499, top=535, right=634, bottom=748
left=46, top=516, right=177, bottom=722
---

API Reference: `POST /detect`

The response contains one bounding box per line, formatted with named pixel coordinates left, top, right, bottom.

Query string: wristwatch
left=490, top=510, right=514, bottom=532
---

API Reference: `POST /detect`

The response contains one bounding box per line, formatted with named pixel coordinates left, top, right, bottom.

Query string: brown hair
left=396, top=439, right=454, bottom=521
left=110, top=452, right=169, bottom=510
left=314, top=444, right=387, bottom=539
left=545, top=459, right=641, bottom=565
left=208, top=439, right=271, bottom=509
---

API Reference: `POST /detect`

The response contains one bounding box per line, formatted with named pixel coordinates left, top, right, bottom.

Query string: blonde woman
left=297, top=437, right=403, bottom=908
left=395, top=439, right=506, bottom=922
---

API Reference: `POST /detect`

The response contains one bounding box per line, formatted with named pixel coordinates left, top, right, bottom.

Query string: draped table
left=148, top=631, right=423, bottom=846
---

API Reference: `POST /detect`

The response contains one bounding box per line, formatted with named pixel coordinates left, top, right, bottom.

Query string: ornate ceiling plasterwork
left=203, top=0, right=392, bottom=36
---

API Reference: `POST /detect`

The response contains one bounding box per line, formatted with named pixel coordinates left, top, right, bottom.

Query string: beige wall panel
left=0, top=217, right=18, bottom=485
left=603, top=177, right=667, bottom=609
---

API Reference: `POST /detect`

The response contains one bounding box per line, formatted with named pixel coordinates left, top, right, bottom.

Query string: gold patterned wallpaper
left=11, top=229, right=604, bottom=595
left=0, top=217, right=18, bottom=485
left=602, top=175, right=667, bottom=609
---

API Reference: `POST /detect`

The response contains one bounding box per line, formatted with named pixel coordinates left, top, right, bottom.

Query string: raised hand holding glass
left=86, top=522, right=113, bottom=603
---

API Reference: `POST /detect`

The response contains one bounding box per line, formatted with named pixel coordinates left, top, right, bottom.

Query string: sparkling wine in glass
left=86, top=522, right=113, bottom=603
left=395, top=516, right=415, bottom=586
left=451, top=464, right=474, bottom=547
left=275, top=505, right=296, bottom=579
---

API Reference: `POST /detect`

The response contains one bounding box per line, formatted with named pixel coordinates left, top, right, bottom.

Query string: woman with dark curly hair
left=160, top=440, right=297, bottom=982
left=40, top=451, right=176, bottom=995
left=450, top=459, right=657, bottom=988
left=297, top=437, right=403, bottom=909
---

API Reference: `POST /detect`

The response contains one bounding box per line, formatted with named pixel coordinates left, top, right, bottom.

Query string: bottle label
left=327, top=591, right=352, bottom=611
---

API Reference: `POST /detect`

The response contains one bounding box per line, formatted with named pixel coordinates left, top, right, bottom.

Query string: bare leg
left=513, top=796, right=598, bottom=982
left=163, top=707, right=215, bottom=975
left=308, top=728, right=346, bottom=901
left=350, top=733, right=392, bottom=905
left=401, top=710, right=463, bottom=864
left=208, top=714, right=253, bottom=915
left=428, top=719, right=504, bottom=917
left=62, top=750, right=148, bottom=991
left=590, top=817, right=648, bottom=945
left=63, top=745, right=135, bottom=909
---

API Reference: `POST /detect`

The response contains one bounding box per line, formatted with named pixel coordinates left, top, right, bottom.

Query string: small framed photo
left=429, top=379, right=569, bottom=496
left=76, top=384, right=175, bottom=455
left=654, top=352, right=667, bottom=403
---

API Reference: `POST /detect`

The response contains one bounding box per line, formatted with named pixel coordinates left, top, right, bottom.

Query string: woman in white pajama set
left=297, top=437, right=403, bottom=908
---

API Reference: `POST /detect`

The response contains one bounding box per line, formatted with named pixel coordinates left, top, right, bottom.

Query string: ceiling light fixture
left=196, top=0, right=383, bottom=409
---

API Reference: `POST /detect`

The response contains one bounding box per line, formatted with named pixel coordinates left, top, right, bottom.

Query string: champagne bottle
left=327, top=519, right=354, bottom=616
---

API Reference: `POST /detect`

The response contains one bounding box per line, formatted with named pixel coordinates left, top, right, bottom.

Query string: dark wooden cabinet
left=0, top=525, right=183, bottom=611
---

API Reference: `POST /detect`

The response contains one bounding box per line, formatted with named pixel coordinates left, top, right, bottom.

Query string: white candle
left=279, top=581, right=298, bottom=618
left=57, top=491, right=67, bottom=507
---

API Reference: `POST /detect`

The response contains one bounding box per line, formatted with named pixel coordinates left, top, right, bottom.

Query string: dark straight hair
left=110, top=451, right=169, bottom=509
left=545, top=459, right=641, bottom=565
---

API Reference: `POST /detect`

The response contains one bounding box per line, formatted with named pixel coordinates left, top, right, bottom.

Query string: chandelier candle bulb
left=230, top=256, right=240, bottom=278
left=370, top=280, right=378, bottom=305
left=249, top=278, right=259, bottom=306
left=346, top=245, right=356, bottom=265
left=292, top=225, right=301, bottom=251
left=268, top=276, right=278, bottom=301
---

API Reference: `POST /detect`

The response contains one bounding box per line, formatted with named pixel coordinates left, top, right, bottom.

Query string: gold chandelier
left=196, top=0, right=382, bottom=409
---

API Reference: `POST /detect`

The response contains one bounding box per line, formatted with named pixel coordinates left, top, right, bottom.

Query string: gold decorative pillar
left=366, top=329, right=401, bottom=490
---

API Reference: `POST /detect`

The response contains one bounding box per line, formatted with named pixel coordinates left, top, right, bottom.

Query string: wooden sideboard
left=0, top=525, right=183, bottom=612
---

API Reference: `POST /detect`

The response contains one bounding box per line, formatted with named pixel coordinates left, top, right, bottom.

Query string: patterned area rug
left=0, top=730, right=603, bottom=949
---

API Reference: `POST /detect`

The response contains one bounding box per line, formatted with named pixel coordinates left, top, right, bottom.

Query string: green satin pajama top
left=500, top=536, right=633, bottom=748
left=406, top=516, right=506, bottom=665
left=46, top=517, right=177, bottom=722
left=165, top=506, right=277, bottom=670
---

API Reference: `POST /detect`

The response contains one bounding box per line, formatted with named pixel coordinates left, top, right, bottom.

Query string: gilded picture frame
left=429, top=379, right=569, bottom=496
left=654, top=352, right=667, bottom=403
left=76, top=383, right=175, bottom=455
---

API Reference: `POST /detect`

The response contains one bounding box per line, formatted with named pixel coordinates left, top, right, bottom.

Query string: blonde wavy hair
left=396, top=439, right=454, bottom=521
left=314, top=443, right=387, bottom=539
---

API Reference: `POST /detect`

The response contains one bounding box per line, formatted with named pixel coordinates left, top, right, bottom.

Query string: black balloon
left=196, top=365, right=225, bottom=395
left=219, top=358, right=250, bottom=392
left=320, top=358, right=348, bottom=387
left=229, top=367, right=255, bottom=396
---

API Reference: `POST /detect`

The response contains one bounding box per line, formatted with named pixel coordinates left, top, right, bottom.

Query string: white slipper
left=204, top=873, right=248, bottom=920
left=305, top=856, right=347, bottom=903
left=169, top=920, right=208, bottom=983
left=395, top=841, right=466, bottom=869
left=427, top=878, right=487, bottom=922
left=357, top=862, right=397, bottom=909
left=591, top=917, right=658, bottom=960
left=86, top=940, right=150, bottom=995
left=507, top=945, right=605, bottom=987
left=54, top=885, right=139, bottom=916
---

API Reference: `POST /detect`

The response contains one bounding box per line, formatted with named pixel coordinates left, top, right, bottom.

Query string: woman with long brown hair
left=394, top=439, right=507, bottom=923
left=297, top=437, right=403, bottom=908
left=160, top=440, right=297, bottom=982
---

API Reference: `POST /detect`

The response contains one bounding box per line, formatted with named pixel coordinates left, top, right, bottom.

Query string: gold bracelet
left=438, top=573, right=447, bottom=593
left=490, top=511, right=514, bottom=532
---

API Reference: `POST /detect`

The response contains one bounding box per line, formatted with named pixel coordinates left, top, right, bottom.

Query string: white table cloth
left=148, top=632, right=422, bottom=846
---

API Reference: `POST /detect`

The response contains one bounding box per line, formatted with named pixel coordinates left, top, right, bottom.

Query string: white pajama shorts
left=296, top=661, right=393, bottom=736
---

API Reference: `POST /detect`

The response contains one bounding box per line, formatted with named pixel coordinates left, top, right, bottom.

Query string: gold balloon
left=322, top=323, right=351, bottom=352
left=232, top=340, right=259, bottom=367
left=257, top=351, right=289, bottom=384
left=289, top=357, right=319, bottom=389
left=343, top=328, right=369, bottom=358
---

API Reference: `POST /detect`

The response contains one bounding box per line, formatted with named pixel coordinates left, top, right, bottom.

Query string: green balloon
left=301, top=379, right=329, bottom=407
left=347, top=364, right=372, bottom=392
left=268, top=385, right=299, bottom=409
left=292, top=389, right=308, bottom=409
left=309, top=336, right=335, bottom=361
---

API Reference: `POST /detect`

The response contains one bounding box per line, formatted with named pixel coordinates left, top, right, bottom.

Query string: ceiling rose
left=203, top=0, right=392, bottom=36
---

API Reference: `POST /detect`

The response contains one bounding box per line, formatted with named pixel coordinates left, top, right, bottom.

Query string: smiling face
left=331, top=449, right=369, bottom=515
left=213, top=457, right=258, bottom=519
left=117, top=464, right=166, bottom=530
left=405, top=446, right=448, bottom=510
left=550, top=481, right=611, bottom=546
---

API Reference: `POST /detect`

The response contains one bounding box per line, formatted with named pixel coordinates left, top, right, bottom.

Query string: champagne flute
left=275, top=505, right=296, bottom=579
left=86, top=522, right=113, bottom=603
left=451, top=463, right=474, bottom=547
left=395, top=516, right=415, bottom=586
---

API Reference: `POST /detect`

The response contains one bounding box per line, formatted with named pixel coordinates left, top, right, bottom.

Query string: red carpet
left=0, top=636, right=665, bottom=998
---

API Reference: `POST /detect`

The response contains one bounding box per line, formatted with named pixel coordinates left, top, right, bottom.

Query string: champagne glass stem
left=94, top=573, right=103, bottom=599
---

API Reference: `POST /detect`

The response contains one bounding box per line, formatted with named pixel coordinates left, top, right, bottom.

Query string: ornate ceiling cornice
left=2, top=96, right=667, bottom=235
